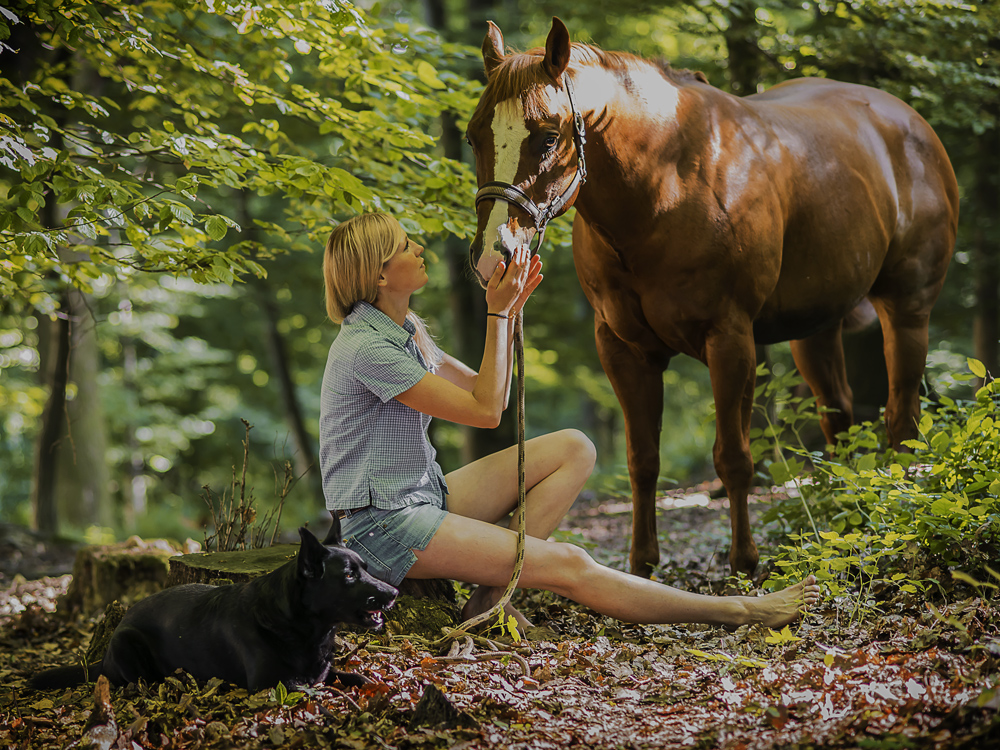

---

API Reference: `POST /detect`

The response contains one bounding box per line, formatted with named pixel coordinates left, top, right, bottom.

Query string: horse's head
left=467, top=17, right=587, bottom=286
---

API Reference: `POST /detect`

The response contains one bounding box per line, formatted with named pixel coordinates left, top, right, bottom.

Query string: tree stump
left=166, top=545, right=460, bottom=639
left=60, top=536, right=198, bottom=615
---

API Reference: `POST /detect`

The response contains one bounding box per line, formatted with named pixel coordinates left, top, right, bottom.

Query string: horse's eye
left=543, top=134, right=558, bottom=151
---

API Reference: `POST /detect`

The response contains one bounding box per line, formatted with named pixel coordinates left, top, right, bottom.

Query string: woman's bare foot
left=742, top=575, right=821, bottom=629
left=461, top=585, right=533, bottom=631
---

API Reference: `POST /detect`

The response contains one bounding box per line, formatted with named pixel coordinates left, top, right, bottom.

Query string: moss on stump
left=61, top=536, right=196, bottom=615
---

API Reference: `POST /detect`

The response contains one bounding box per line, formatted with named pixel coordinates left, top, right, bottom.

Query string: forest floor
left=1, top=481, right=999, bottom=749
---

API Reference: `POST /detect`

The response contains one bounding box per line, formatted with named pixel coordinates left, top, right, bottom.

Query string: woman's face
left=379, top=234, right=428, bottom=296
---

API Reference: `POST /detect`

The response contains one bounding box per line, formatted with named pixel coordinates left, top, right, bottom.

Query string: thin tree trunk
left=724, top=0, right=763, bottom=96
left=32, top=293, right=71, bottom=534
left=260, top=293, right=323, bottom=503
left=973, top=127, right=1000, bottom=386
left=238, top=190, right=324, bottom=505
left=120, top=325, right=147, bottom=531
left=57, top=286, right=112, bottom=529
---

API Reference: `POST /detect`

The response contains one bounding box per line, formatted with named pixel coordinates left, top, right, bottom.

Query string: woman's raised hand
left=485, top=244, right=543, bottom=317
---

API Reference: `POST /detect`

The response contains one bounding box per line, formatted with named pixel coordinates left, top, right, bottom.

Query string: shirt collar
left=347, top=301, right=415, bottom=345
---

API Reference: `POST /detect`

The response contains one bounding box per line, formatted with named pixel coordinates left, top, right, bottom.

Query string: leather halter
left=474, top=73, right=587, bottom=253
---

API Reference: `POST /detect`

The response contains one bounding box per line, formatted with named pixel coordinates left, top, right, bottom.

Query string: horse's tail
left=28, top=661, right=103, bottom=690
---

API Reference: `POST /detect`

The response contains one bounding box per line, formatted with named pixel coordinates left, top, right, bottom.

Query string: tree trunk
left=119, top=317, right=147, bottom=532
left=259, top=292, right=324, bottom=505
left=972, top=126, right=1000, bottom=386
left=32, top=293, right=71, bottom=535
left=57, top=286, right=112, bottom=530
left=724, top=0, right=764, bottom=96
left=238, top=190, right=324, bottom=506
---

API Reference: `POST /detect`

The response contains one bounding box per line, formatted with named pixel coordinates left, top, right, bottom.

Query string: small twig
left=269, top=460, right=293, bottom=547
left=324, top=684, right=362, bottom=712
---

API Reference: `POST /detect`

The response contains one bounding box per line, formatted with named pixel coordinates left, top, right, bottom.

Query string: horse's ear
left=482, top=20, right=505, bottom=77
left=544, top=17, right=571, bottom=81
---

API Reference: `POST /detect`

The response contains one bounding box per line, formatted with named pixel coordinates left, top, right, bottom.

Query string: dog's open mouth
left=362, top=603, right=393, bottom=629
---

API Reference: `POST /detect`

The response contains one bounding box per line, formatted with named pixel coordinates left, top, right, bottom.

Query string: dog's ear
left=298, top=527, right=327, bottom=579
left=322, top=512, right=342, bottom=547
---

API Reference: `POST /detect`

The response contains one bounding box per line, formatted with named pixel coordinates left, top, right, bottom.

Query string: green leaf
left=205, top=215, right=228, bottom=241
left=930, top=498, right=955, bottom=516
left=768, top=461, right=791, bottom=486
left=416, top=60, right=446, bottom=90
left=968, top=357, right=987, bottom=378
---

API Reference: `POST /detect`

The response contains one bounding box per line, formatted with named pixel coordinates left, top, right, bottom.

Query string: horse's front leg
left=594, top=319, right=666, bottom=577
left=705, top=328, right=759, bottom=576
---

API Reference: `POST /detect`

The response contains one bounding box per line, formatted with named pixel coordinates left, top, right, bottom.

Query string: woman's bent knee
left=558, top=429, right=597, bottom=473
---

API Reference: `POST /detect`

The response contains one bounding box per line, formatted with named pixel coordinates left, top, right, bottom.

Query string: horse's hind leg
left=870, top=229, right=953, bottom=448
left=870, top=300, right=932, bottom=448
left=790, top=321, right=854, bottom=445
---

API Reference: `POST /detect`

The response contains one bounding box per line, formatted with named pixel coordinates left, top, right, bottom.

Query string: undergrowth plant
left=751, top=360, right=1000, bottom=614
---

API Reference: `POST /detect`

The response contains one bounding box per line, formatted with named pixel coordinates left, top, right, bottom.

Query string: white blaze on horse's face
left=475, top=96, right=538, bottom=282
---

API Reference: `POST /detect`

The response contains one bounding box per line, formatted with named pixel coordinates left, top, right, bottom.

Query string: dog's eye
left=345, top=570, right=356, bottom=584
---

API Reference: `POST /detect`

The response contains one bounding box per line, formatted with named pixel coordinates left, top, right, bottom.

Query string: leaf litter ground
left=1, top=484, right=998, bottom=749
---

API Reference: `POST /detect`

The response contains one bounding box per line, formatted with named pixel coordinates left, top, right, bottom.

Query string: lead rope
left=433, top=310, right=527, bottom=645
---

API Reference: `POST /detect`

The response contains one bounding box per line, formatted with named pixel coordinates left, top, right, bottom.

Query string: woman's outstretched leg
left=408, top=513, right=821, bottom=630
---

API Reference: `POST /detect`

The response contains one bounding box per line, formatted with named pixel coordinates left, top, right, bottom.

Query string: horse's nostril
left=492, top=240, right=512, bottom=261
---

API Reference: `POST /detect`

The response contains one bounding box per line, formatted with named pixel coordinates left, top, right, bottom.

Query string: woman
left=320, top=212, right=819, bottom=631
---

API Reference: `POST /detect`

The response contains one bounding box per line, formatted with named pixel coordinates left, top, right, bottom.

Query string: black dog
left=29, top=520, right=396, bottom=691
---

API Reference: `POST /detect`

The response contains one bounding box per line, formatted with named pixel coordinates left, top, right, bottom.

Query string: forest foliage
left=1, top=0, right=998, bottom=547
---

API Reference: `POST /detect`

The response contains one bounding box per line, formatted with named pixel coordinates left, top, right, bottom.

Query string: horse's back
left=720, top=77, right=957, bottom=339
left=746, top=77, right=956, bottom=204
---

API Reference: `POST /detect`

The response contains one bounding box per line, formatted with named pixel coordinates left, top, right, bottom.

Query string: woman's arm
left=396, top=247, right=541, bottom=428
left=437, top=318, right=515, bottom=405
left=394, top=315, right=510, bottom=428
left=436, top=353, right=478, bottom=391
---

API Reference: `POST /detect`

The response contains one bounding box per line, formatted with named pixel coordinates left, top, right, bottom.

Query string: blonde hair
left=323, top=212, right=441, bottom=367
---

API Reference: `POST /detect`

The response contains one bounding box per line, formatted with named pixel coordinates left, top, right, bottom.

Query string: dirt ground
left=1, top=484, right=999, bottom=749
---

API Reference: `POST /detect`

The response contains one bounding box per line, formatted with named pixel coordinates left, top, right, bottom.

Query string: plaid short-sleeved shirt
left=319, top=301, right=448, bottom=511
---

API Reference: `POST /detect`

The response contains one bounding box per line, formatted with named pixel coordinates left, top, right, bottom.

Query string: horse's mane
left=481, top=42, right=708, bottom=117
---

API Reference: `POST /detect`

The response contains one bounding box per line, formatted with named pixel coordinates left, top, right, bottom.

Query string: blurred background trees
left=1, top=0, right=995, bottom=542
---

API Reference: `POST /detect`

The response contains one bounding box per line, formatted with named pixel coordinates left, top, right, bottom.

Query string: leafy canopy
left=0, top=0, right=480, bottom=312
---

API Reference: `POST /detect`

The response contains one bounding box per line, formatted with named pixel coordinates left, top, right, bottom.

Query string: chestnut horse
left=467, top=18, right=958, bottom=577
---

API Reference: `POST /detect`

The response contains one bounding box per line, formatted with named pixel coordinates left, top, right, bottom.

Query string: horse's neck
left=574, top=63, right=706, bottom=232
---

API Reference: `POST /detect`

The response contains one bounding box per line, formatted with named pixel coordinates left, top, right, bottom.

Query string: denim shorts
left=339, top=492, right=449, bottom=587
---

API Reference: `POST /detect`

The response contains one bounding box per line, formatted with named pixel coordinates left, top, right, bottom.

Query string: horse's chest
left=574, top=241, right=697, bottom=358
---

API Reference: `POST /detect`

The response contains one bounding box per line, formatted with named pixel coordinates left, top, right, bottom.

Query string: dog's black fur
left=29, top=520, right=396, bottom=691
